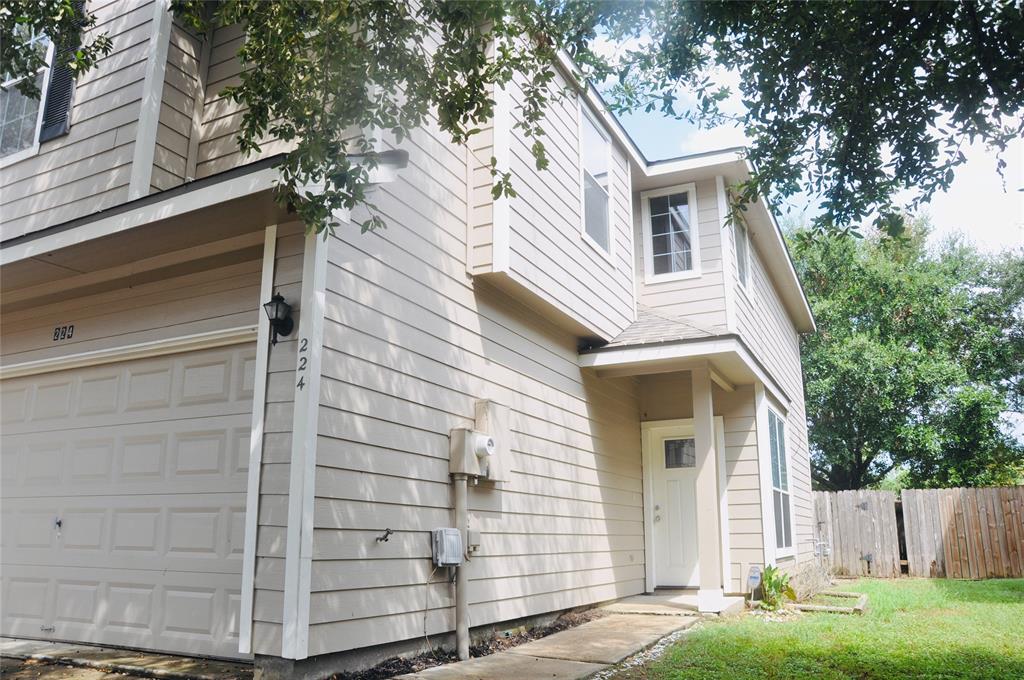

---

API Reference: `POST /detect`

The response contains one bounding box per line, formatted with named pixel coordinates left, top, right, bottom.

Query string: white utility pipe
left=452, top=473, right=470, bottom=660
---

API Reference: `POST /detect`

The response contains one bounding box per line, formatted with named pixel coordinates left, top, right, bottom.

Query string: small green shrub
left=760, top=564, right=797, bottom=610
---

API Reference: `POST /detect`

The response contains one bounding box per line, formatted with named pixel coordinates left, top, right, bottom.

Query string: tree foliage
left=792, top=222, right=1024, bottom=490
left=2, top=1, right=1022, bottom=235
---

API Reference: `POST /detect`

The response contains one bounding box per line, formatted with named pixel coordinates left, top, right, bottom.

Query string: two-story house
left=0, top=2, right=815, bottom=678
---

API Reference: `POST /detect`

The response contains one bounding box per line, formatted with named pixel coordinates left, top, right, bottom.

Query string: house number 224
left=52, top=325, right=74, bottom=342
left=296, top=337, right=308, bottom=390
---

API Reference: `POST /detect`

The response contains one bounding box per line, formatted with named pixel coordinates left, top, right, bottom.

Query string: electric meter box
left=449, top=427, right=496, bottom=478
left=432, top=528, right=464, bottom=567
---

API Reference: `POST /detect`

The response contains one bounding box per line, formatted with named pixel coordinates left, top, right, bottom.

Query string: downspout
left=452, top=473, right=470, bottom=660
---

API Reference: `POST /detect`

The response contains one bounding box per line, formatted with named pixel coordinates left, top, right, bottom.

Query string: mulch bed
left=333, top=609, right=606, bottom=679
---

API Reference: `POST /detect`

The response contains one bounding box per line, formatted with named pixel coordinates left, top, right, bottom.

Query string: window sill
left=0, top=143, right=41, bottom=169
left=644, top=268, right=702, bottom=285
left=774, top=547, right=796, bottom=561
left=580, top=229, right=616, bottom=267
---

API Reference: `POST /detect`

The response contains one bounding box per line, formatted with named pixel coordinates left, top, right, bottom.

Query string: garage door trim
left=0, top=325, right=258, bottom=380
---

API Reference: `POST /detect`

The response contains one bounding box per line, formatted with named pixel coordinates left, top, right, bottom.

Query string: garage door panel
left=1, top=345, right=255, bottom=433
left=1, top=343, right=255, bottom=659
left=2, top=421, right=251, bottom=497
left=1, top=566, right=242, bottom=658
left=3, top=494, right=246, bottom=572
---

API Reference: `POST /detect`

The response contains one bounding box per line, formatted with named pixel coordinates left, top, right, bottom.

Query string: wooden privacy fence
left=902, top=487, right=1024, bottom=579
left=814, top=487, right=1024, bottom=579
left=814, top=490, right=901, bottom=577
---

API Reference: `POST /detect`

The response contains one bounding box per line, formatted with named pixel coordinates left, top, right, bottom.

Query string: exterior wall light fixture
left=263, top=293, right=294, bottom=345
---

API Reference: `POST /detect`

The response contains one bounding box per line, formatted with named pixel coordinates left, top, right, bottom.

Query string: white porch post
left=692, top=365, right=725, bottom=611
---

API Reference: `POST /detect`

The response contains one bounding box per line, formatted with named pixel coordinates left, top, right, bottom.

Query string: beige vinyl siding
left=502, top=77, right=634, bottom=341
left=250, top=221, right=305, bottom=656
left=0, top=259, right=262, bottom=366
left=638, top=375, right=764, bottom=593
left=306, top=112, right=645, bottom=657
left=633, top=179, right=728, bottom=332
left=150, top=21, right=203, bottom=191
left=195, top=24, right=294, bottom=179
left=732, top=238, right=813, bottom=565
left=0, top=0, right=152, bottom=241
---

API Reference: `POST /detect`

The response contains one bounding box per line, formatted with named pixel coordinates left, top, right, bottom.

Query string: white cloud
left=918, top=137, right=1023, bottom=254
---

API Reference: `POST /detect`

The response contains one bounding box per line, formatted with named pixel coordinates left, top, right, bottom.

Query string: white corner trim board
left=238, top=225, right=278, bottom=655
left=281, top=231, right=329, bottom=660
left=490, top=81, right=513, bottom=274
left=717, top=175, right=738, bottom=333
left=0, top=325, right=257, bottom=380
left=128, top=0, right=173, bottom=199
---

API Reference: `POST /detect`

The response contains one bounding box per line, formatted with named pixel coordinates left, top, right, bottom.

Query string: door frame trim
left=641, top=417, right=727, bottom=591
left=0, top=325, right=257, bottom=380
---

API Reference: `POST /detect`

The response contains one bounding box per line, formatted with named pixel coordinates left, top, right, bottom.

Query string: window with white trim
left=735, top=220, right=750, bottom=287
left=1, top=33, right=50, bottom=159
left=769, top=409, right=792, bottom=550
left=580, top=108, right=611, bottom=254
left=640, top=183, right=700, bottom=282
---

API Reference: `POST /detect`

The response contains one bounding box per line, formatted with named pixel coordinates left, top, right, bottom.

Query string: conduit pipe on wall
left=452, top=472, right=470, bottom=660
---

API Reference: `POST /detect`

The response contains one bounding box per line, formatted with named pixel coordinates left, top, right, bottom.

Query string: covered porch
left=580, top=310, right=790, bottom=612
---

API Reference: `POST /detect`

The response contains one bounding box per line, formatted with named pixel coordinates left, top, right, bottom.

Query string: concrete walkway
left=0, top=639, right=252, bottom=680
left=397, top=614, right=698, bottom=679
left=599, top=590, right=746, bottom=616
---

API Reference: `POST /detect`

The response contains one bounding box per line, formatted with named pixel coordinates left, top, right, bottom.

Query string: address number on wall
left=52, top=325, right=75, bottom=342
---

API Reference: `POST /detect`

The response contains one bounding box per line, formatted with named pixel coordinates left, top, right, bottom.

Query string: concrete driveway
left=2, top=657, right=153, bottom=680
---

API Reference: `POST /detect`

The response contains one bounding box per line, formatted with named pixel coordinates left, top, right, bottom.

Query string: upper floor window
left=769, top=409, right=793, bottom=552
left=640, top=183, right=700, bottom=283
left=1, top=33, right=52, bottom=163
left=735, top=220, right=750, bottom=288
left=580, top=106, right=611, bottom=256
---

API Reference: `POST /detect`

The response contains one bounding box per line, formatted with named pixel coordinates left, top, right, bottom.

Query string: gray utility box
left=432, top=528, right=463, bottom=567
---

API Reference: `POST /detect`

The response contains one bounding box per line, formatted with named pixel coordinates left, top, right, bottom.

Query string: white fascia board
left=238, top=224, right=278, bottom=655
left=0, top=325, right=257, bottom=380
left=1, top=166, right=280, bottom=266
left=579, top=336, right=790, bottom=407
left=645, top=149, right=747, bottom=178
left=740, top=159, right=816, bottom=333
left=579, top=336, right=739, bottom=371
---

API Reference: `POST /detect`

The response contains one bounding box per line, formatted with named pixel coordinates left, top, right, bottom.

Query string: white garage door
left=1, top=342, right=256, bottom=659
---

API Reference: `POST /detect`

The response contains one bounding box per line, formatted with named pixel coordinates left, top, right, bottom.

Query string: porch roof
left=579, top=331, right=791, bottom=410
left=600, top=306, right=719, bottom=348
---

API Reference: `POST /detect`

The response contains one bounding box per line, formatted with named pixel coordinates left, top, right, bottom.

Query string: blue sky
left=616, top=108, right=1024, bottom=255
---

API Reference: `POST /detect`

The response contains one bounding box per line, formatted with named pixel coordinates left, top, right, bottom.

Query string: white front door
left=644, top=421, right=700, bottom=587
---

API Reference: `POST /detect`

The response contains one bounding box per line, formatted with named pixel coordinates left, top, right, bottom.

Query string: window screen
left=736, top=220, right=750, bottom=286
left=649, top=192, right=693, bottom=274
left=664, top=438, right=696, bottom=469
left=581, top=112, right=610, bottom=252
left=0, top=72, right=43, bottom=156
left=769, top=410, right=792, bottom=549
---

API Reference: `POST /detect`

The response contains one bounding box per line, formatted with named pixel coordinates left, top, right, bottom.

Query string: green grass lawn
left=616, top=579, right=1024, bottom=679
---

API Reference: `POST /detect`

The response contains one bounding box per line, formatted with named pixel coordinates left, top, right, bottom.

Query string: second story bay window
left=640, top=183, right=700, bottom=283
left=580, top=105, right=612, bottom=257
